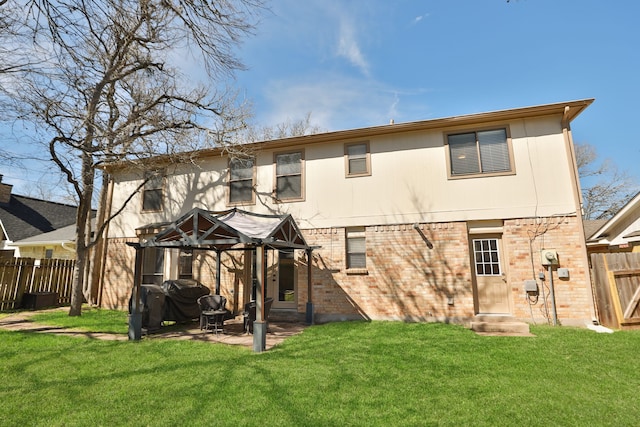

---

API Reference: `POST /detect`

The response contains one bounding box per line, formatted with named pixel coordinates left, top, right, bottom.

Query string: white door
left=472, top=236, right=510, bottom=314
left=269, top=250, right=296, bottom=309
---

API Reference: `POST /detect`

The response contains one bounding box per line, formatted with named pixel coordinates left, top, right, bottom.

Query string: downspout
left=562, top=106, right=598, bottom=323
left=306, top=248, right=314, bottom=325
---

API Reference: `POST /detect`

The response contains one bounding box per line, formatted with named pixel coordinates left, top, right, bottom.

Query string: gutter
left=562, top=104, right=599, bottom=323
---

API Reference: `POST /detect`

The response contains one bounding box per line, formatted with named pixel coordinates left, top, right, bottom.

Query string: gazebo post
left=128, top=243, right=143, bottom=341
left=306, top=248, right=314, bottom=325
left=253, top=245, right=267, bottom=352
left=215, top=249, right=221, bottom=295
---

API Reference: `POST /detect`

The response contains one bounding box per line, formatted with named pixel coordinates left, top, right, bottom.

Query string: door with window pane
left=142, top=247, right=164, bottom=285
left=471, top=236, right=510, bottom=314
left=269, top=250, right=296, bottom=309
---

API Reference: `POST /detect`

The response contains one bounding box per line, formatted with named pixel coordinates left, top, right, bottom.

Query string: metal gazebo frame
left=127, top=207, right=315, bottom=352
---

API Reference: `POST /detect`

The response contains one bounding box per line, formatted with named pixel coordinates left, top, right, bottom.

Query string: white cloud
left=412, top=14, right=430, bottom=25
left=336, top=16, right=369, bottom=77
left=259, top=74, right=431, bottom=132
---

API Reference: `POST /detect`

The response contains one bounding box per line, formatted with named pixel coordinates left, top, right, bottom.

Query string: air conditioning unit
left=541, top=249, right=558, bottom=266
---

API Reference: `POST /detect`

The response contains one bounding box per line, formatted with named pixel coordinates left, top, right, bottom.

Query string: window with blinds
left=345, top=142, right=371, bottom=176
left=275, top=151, right=304, bottom=200
left=448, top=128, right=511, bottom=176
left=229, top=157, right=255, bottom=204
left=142, top=172, right=164, bottom=212
left=346, top=227, right=366, bottom=269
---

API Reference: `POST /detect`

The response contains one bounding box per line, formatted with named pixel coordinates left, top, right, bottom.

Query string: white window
left=472, top=238, right=501, bottom=276
left=274, top=151, right=304, bottom=201
left=229, top=157, right=255, bottom=204
left=142, top=172, right=163, bottom=212
left=346, top=227, right=366, bottom=269
left=345, top=142, right=371, bottom=176
left=448, top=129, right=511, bottom=176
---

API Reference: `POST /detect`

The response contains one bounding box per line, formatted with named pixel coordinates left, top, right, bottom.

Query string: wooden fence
left=0, top=258, right=75, bottom=311
left=590, top=252, right=640, bottom=329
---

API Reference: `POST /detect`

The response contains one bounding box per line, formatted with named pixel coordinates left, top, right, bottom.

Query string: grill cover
left=161, top=279, right=210, bottom=322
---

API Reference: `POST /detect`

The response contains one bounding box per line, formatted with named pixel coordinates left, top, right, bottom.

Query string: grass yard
left=1, top=310, right=639, bottom=426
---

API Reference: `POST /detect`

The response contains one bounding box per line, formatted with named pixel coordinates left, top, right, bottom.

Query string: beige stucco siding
left=107, top=115, right=578, bottom=237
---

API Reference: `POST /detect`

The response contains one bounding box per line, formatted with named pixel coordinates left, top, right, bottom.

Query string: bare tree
left=0, top=0, right=263, bottom=315
left=245, top=112, right=325, bottom=142
left=576, top=142, right=638, bottom=220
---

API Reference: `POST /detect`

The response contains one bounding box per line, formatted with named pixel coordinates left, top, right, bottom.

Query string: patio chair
left=243, top=297, right=274, bottom=334
left=197, top=294, right=229, bottom=335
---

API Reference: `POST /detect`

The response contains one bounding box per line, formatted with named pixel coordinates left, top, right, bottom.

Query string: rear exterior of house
left=97, top=100, right=597, bottom=327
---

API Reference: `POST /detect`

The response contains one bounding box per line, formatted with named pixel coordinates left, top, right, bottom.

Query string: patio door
left=472, top=235, right=510, bottom=314
left=269, top=250, right=296, bottom=309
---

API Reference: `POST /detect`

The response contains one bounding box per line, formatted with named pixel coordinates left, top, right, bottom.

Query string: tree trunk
left=68, top=153, right=95, bottom=316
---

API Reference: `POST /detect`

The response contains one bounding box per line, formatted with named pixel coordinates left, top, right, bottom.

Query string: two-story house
left=97, top=99, right=597, bottom=328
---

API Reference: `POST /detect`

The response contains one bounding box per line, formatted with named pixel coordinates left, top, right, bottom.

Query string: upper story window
left=447, top=128, right=512, bottom=177
left=345, top=142, right=371, bottom=177
left=229, top=157, right=255, bottom=204
left=274, top=151, right=304, bottom=201
left=142, top=172, right=164, bottom=212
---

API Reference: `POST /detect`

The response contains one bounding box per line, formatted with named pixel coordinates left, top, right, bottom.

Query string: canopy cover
left=142, top=207, right=309, bottom=251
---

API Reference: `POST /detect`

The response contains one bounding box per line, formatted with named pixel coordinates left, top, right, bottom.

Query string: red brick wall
left=300, top=216, right=594, bottom=326
left=100, top=216, right=595, bottom=326
left=503, top=216, right=594, bottom=325
left=100, top=238, right=137, bottom=309
left=302, top=223, right=475, bottom=322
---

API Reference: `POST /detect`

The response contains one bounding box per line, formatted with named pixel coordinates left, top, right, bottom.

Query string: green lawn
left=1, top=310, right=639, bottom=426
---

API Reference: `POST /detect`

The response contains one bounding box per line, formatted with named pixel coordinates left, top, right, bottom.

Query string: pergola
left=127, top=207, right=315, bottom=352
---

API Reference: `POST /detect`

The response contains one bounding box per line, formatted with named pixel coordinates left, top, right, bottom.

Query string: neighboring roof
left=0, top=194, right=79, bottom=242
left=102, top=98, right=595, bottom=172
left=586, top=191, right=640, bottom=245
left=583, top=219, right=608, bottom=240
left=143, top=207, right=310, bottom=251
left=13, top=218, right=97, bottom=246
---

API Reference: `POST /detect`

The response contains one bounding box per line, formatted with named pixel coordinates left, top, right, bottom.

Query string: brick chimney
left=0, top=175, right=13, bottom=204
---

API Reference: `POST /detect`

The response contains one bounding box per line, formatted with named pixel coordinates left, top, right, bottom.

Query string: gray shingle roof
left=583, top=219, right=608, bottom=240
left=0, top=194, right=79, bottom=242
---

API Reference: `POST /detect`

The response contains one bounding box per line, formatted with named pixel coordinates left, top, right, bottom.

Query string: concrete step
left=470, top=316, right=531, bottom=335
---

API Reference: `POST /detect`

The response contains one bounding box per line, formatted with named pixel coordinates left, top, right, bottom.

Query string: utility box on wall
left=524, top=280, right=538, bottom=294
left=541, top=249, right=559, bottom=266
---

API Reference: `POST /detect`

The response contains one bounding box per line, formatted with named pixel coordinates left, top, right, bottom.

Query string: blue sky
left=2, top=0, right=639, bottom=198
left=234, top=0, right=639, bottom=175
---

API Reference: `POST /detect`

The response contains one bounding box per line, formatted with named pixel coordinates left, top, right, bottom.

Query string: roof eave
left=101, top=99, right=594, bottom=172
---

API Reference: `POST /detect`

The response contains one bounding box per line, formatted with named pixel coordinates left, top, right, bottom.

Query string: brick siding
left=100, top=216, right=594, bottom=326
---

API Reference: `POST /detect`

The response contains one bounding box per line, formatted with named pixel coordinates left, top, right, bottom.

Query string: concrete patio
left=0, top=308, right=308, bottom=351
